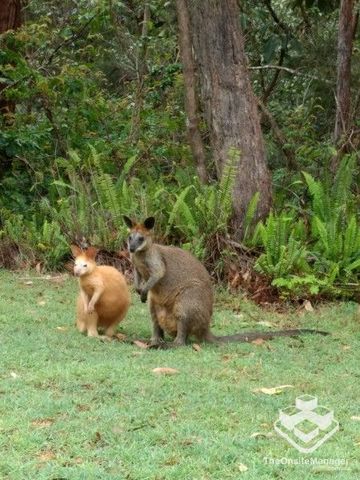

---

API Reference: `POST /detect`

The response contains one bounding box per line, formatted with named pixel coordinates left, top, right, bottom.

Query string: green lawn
left=0, top=270, right=359, bottom=480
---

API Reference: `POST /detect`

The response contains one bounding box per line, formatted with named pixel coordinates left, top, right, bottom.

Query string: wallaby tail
left=212, top=329, right=329, bottom=343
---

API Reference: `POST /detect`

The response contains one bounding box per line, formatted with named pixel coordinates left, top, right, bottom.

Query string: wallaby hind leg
left=104, top=310, right=128, bottom=338
left=149, top=298, right=165, bottom=347
left=172, top=288, right=212, bottom=346
left=172, top=318, right=188, bottom=346
left=86, top=311, right=101, bottom=337
left=171, top=302, right=192, bottom=346
left=76, top=317, right=87, bottom=334
left=104, top=324, right=116, bottom=338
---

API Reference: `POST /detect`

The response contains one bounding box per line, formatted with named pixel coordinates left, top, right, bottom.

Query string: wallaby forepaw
left=140, top=290, right=148, bottom=303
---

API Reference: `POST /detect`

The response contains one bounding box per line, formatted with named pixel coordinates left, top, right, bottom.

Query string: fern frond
left=166, top=185, right=194, bottom=236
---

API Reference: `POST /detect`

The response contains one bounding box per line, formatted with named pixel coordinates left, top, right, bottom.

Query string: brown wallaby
left=124, top=216, right=328, bottom=347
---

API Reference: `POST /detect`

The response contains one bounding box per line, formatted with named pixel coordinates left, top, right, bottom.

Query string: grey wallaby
left=124, top=216, right=328, bottom=347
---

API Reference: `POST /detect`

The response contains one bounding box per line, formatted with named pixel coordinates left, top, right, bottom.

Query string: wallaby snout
left=128, top=232, right=146, bottom=253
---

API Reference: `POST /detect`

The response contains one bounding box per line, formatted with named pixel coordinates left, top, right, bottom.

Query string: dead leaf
left=304, top=300, right=314, bottom=312
left=133, top=340, right=149, bottom=349
left=24, top=280, right=33, bottom=286
left=351, top=416, right=360, bottom=421
left=37, top=450, right=56, bottom=462
left=242, top=270, right=251, bottom=282
left=238, top=463, right=248, bottom=472
left=192, top=343, right=202, bottom=352
left=81, top=383, right=94, bottom=390
left=56, top=326, right=68, bottom=332
left=152, top=367, right=179, bottom=375
left=181, top=436, right=202, bottom=446
left=37, top=300, right=46, bottom=306
left=76, top=404, right=90, bottom=412
left=10, top=372, right=19, bottom=379
left=251, top=338, right=265, bottom=346
left=253, top=385, right=294, bottom=395
left=230, top=272, right=241, bottom=288
left=342, top=345, right=351, bottom=351
left=32, top=418, right=54, bottom=428
left=222, top=354, right=237, bottom=362
left=164, top=456, right=180, bottom=466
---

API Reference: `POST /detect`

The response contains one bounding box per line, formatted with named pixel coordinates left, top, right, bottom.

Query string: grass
left=0, top=269, right=359, bottom=479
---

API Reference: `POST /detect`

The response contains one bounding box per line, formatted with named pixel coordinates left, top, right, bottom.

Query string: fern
left=302, top=156, right=360, bottom=290
left=166, top=185, right=194, bottom=236
left=255, top=213, right=309, bottom=279
left=302, top=171, right=328, bottom=221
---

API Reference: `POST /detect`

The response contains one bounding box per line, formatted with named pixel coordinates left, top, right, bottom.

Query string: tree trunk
left=176, top=0, right=208, bottom=183
left=0, top=0, right=22, bottom=119
left=185, top=0, right=272, bottom=234
left=334, top=0, right=355, bottom=144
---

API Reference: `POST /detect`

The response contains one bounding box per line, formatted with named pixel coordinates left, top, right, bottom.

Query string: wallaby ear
left=85, top=246, right=99, bottom=260
left=70, top=244, right=82, bottom=258
left=123, top=215, right=134, bottom=229
left=143, top=216, right=155, bottom=230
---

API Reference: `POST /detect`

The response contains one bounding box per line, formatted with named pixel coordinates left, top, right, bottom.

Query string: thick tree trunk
left=334, top=0, right=355, bottom=144
left=186, top=0, right=271, bottom=234
left=0, top=0, right=22, bottom=118
left=176, top=0, right=208, bottom=183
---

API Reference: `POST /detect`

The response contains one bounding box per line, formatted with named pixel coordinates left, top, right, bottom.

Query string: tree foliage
left=0, top=0, right=359, bottom=298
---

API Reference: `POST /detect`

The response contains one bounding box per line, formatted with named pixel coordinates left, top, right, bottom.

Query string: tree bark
left=176, top=0, right=208, bottom=183
left=186, top=0, right=272, bottom=234
left=0, top=0, right=22, bottom=119
left=334, top=0, right=355, bottom=144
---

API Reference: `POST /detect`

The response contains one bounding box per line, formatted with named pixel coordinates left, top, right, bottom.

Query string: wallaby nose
left=129, top=247, right=135, bottom=253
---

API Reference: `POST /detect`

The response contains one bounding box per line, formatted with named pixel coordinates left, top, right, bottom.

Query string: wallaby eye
left=138, top=236, right=144, bottom=242
left=83, top=264, right=87, bottom=268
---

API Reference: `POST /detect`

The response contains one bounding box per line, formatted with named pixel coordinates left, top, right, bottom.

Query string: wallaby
left=71, top=245, right=131, bottom=339
left=124, top=216, right=328, bottom=347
